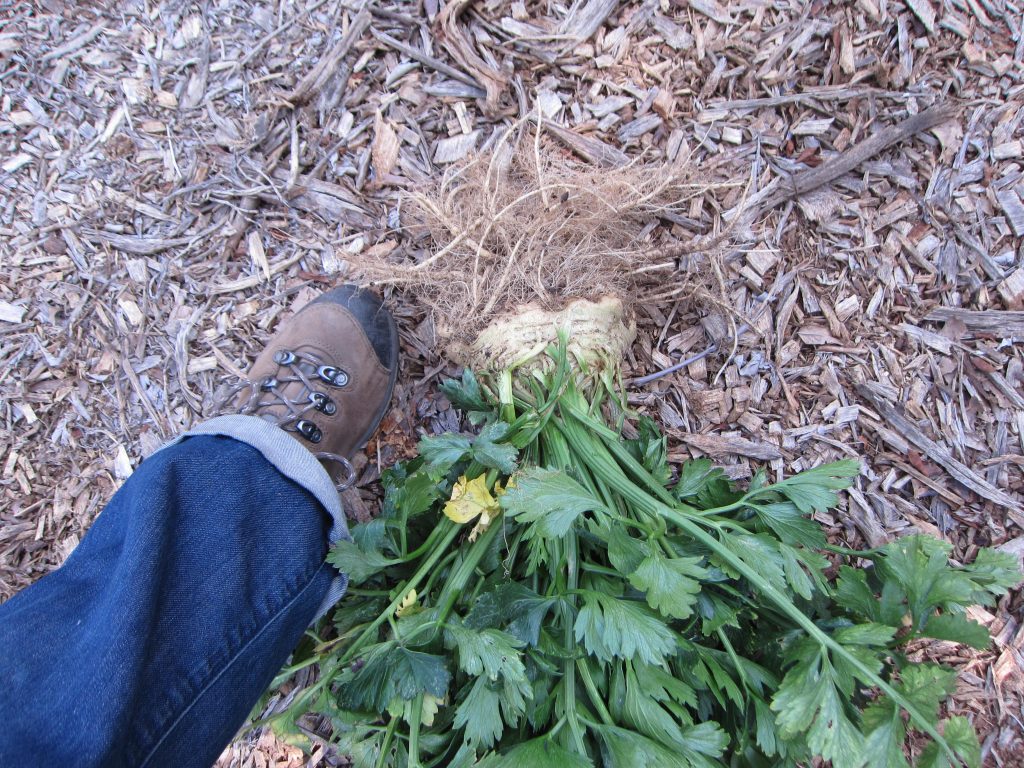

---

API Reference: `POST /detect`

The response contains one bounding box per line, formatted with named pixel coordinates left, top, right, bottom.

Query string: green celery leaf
left=861, top=663, right=957, bottom=766
left=871, top=536, right=1019, bottom=643
left=327, top=540, right=398, bottom=584
left=756, top=459, right=860, bottom=515
left=418, top=432, right=472, bottom=470
left=476, top=736, right=595, bottom=768
left=754, top=502, right=827, bottom=549
left=623, top=662, right=727, bottom=761
left=446, top=624, right=527, bottom=681
left=829, top=623, right=895, bottom=695
left=900, top=665, right=958, bottom=725
left=806, top=681, right=866, bottom=768
left=696, top=591, right=742, bottom=635
left=918, top=717, right=981, bottom=768
left=606, top=525, right=647, bottom=574
left=959, top=548, right=1023, bottom=603
left=679, top=722, right=729, bottom=760
left=626, top=415, right=671, bottom=486
left=498, top=663, right=532, bottom=721
left=574, top=590, right=677, bottom=665
left=722, top=534, right=788, bottom=595
left=634, top=660, right=699, bottom=709
left=446, top=743, right=479, bottom=768
left=877, top=536, right=975, bottom=627
left=832, top=622, right=898, bottom=647
left=596, top=724, right=722, bottom=768
left=695, top=474, right=744, bottom=510
left=473, top=421, right=519, bottom=474
left=501, top=468, right=607, bottom=538
left=624, top=660, right=687, bottom=749
left=753, top=697, right=780, bottom=757
left=332, top=596, right=387, bottom=636
left=381, top=646, right=450, bottom=702
left=773, top=649, right=867, bottom=768
left=386, top=470, right=440, bottom=519
left=921, top=613, right=990, bottom=650
left=338, top=644, right=451, bottom=712
left=440, top=369, right=489, bottom=414
left=351, top=518, right=386, bottom=551
left=673, top=458, right=725, bottom=501
left=693, top=649, right=745, bottom=710
left=772, top=650, right=826, bottom=739
left=629, top=550, right=707, bottom=620
left=863, top=708, right=909, bottom=768
left=835, top=566, right=883, bottom=621
left=779, top=543, right=815, bottom=600
left=454, top=677, right=503, bottom=748
left=332, top=725, right=384, bottom=768
left=463, top=583, right=558, bottom=646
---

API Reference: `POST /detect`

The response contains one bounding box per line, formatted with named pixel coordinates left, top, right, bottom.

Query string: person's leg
left=0, top=286, right=399, bottom=768
left=0, top=421, right=342, bottom=768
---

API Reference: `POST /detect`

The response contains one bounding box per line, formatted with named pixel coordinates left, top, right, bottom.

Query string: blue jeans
left=0, top=416, right=350, bottom=768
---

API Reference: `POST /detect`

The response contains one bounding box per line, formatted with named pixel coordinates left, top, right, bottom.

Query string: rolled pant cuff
left=161, top=414, right=350, bottom=618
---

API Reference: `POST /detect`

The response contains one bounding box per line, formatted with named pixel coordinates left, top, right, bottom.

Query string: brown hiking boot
left=231, top=285, right=399, bottom=487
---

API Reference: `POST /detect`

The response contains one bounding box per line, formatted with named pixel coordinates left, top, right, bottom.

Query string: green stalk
left=560, top=533, right=587, bottom=755
left=401, top=523, right=456, bottom=562
left=553, top=377, right=960, bottom=764
left=576, top=659, right=614, bottom=726
left=408, top=695, right=423, bottom=768
left=498, top=368, right=515, bottom=423
left=541, top=423, right=588, bottom=755
left=342, top=522, right=461, bottom=664
left=658, top=504, right=959, bottom=765
left=436, top=521, right=503, bottom=621
left=375, top=716, right=399, bottom=768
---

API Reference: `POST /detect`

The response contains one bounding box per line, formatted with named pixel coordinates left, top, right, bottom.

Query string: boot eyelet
left=260, top=377, right=278, bottom=391
left=309, top=392, right=337, bottom=415
left=295, top=419, right=323, bottom=443
left=317, top=365, right=349, bottom=388
left=273, top=350, right=297, bottom=365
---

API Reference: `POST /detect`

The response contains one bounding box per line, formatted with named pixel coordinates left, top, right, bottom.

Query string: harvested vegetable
left=270, top=339, right=1020, bottom=768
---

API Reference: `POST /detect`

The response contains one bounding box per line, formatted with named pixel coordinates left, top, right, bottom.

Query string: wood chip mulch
left=0, top=1, right=1021, bottom=765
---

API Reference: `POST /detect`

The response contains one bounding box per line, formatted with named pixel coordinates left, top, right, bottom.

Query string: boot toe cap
left=313, top=285, right=397, bottom=371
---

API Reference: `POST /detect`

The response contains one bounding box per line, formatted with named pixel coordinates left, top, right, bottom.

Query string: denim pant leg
left=0, top=416, right=349, bottom=768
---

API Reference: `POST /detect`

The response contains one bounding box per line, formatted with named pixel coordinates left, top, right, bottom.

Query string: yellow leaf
left=396, top=588, right=418, bottom=617
left=444, top=474, right=498, bottom=524
left=468, top=505, right=500, bottom=542
left=494, top=476, right=517, bottom=497
left=421, top=694, right=443, bottom=727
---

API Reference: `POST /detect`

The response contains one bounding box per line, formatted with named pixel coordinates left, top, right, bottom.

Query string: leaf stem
left=374, top=716, right=399, bottom=768
left=658, top=504, right=960, bottom=765
left=342, top=522, right=461, bottom=664
left=576, top=659, right=615, bottom=726
left=408, top=695, right=423, bottom=768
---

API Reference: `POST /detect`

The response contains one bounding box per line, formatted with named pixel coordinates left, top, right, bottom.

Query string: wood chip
left=924, top=307, right=1024, bottom=338
left=372, top=111, right=401, bottom=179
left=857, top=384, right=1024, bottom=526
left=677, top=433, right=783, bottom=461
left=905, top=0, right=937, bottom=34
left=433, top=130, right=480, bottom=164
left=996, top=191, right=1024, bottom=237
left=0, top=300, right=26, bottom=323
left=997, top=268, right=1024, bottom=311
left=899, top=323, right=953, bottom=354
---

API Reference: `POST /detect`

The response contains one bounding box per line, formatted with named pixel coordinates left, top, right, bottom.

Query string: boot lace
left=229, top=349, right=356, bottom=491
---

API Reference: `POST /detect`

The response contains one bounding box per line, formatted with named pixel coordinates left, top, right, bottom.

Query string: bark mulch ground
left=1, top=1, right=1022, bottom=765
